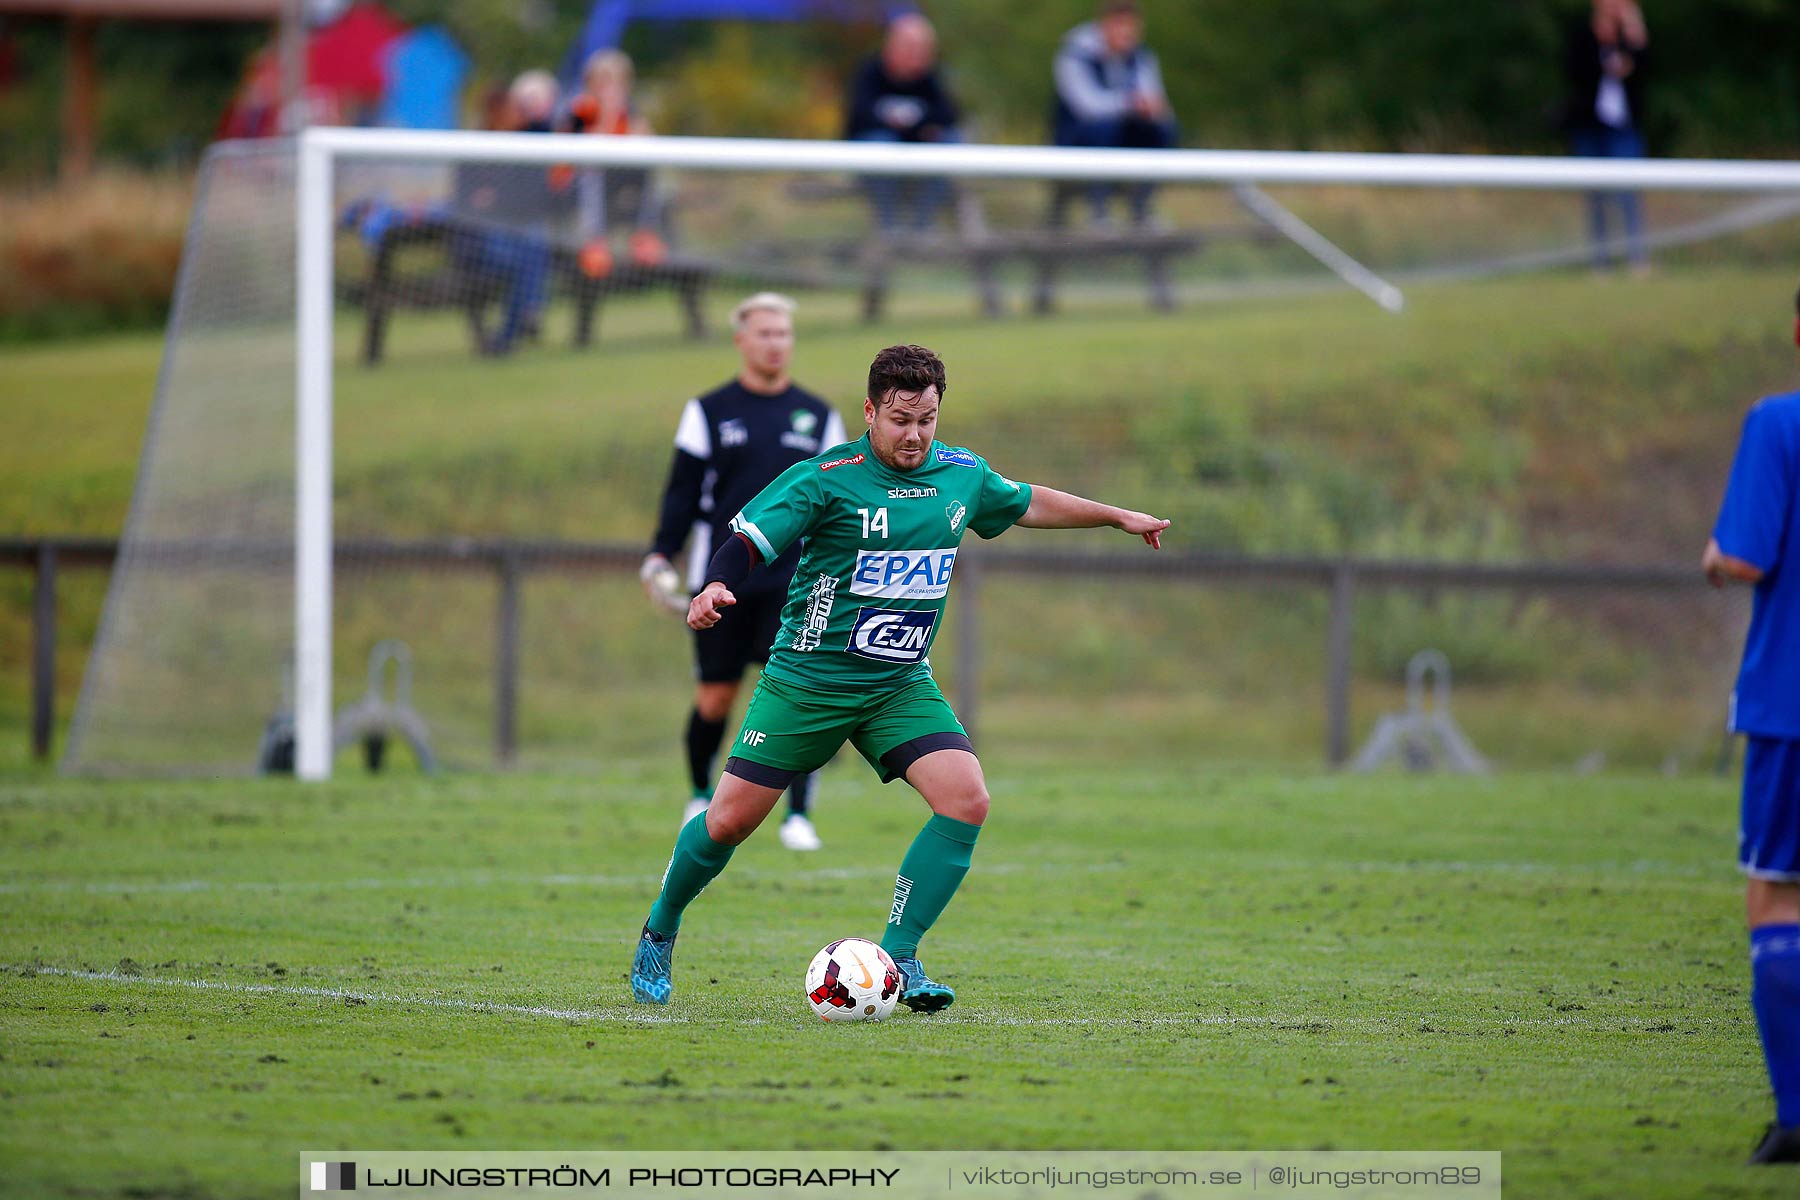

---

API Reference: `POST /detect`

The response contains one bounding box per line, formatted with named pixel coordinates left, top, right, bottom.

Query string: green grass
left=0, top=765, right=1787, bottom=1199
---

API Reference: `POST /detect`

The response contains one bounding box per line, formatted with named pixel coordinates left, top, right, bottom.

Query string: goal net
left=63, top=130, right=1800, bottom=778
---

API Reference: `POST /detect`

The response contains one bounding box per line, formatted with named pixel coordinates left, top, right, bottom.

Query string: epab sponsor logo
left=819, top=453, right=865, bottom=471
left=850, top=548, right=957, bottom=599
left=935, top=447, right=978, bottom=468
left=846, top=607, right=938, bottom=663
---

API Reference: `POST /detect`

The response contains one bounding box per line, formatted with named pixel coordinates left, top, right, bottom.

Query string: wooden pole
left=60, top=15, right=97, bottom=182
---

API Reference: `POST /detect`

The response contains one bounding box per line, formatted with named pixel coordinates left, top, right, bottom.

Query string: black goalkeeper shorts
left=693, top=586, right=786, bottom=683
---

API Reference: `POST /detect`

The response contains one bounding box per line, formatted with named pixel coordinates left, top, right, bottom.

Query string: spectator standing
left=1564, top=0, right=1651, bottom=272
left=844, top=14, right=963, bottom=233
left=1051, top=0, right=1177, bottom=226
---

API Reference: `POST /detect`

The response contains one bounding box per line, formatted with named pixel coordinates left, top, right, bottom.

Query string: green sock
left=879, top=814, right=981, bottom=960
left=646, top=813, right=735, bottom=936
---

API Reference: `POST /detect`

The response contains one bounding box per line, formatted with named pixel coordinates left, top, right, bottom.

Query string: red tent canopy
left=221, top=2, right=407, bottom=137
left=305, top=2, right=405, bottom=92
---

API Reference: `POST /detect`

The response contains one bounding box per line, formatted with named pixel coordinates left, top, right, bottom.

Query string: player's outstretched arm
left=687, top=582, right=736, bottom=631
left=689, top=530, right=763, bottom=629
left=1017, top=485, right=1170, bottom=549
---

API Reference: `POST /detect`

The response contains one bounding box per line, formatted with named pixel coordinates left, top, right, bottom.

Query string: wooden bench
left=355, top=214, right=716, bottom=366
left=858, top=218, right=1209, bottom=321
left=787, top=180, right=1276, bottom=321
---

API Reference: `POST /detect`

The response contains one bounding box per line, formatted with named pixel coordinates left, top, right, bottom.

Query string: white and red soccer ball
left=805, top=938, right=900, bottom=1022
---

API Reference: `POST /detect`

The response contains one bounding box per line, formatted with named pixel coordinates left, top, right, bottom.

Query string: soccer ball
left=805, top=938, right=900, bottom=1022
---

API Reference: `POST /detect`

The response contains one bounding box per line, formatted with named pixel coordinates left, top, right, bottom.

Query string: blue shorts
left=1741, top=735, right=1800, bottom=881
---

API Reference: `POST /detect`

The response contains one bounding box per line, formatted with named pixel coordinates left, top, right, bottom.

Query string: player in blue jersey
left=630, top=343, right=1169, bottom=1009
left=1704, top=286, right=1800, bottom=1165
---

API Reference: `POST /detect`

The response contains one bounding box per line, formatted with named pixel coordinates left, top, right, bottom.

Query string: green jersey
left=728, top=432, right=1033, bottom=689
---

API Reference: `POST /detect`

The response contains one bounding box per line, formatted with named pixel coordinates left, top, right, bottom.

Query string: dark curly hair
left=867, top=344, right=947, bottom=407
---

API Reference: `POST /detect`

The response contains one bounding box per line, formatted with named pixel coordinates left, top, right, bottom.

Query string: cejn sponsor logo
left=846, top=607, right=938, bottom=664
left=850, top=548, right=957, bottom=599
left=887, top=485, right=938, bottom=498
left=818, top=453, right=865, bottom=471
left=936, top=446, right=978, bottom=468
left=719, top=419, right=748, bottom=448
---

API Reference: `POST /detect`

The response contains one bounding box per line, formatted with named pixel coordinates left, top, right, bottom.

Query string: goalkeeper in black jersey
left=631, top=343, right=1169, bottom=1010
left=642, top=293, right=845, bottom=850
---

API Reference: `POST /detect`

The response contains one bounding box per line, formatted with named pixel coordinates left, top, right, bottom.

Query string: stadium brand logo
left=819, top=453, right=865, bottom=471
left=850, top=548, right=957, bottom=599
left=888, top=486, right=938, bottom=498
left=741, top=729, right=767, bottom=747
left=846, top=608, right=937, bottom=664
left=781, top=432, right=820, bottom=452
left=719, top=419, right=748, bottom=448
left=310, top=1162, right=356, bottom=1191
left=936, top=447, right=978, bottom=468
left=945, top=502, right=967, bottom=532
left=889, top=875, right=913, bottom=924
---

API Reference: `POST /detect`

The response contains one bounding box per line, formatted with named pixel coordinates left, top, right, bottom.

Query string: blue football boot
left=891, top=954, right=954, bottom=1013
left=631, top=926, right=675, bottom=1005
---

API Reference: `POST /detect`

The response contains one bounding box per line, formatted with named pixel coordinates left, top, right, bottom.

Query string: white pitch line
left=0, top=855, right=1716, bottom=898
left=0, top=860, right=1126, bottom=897
left=18, top=967, right=676, bottom=1024
left=10, top=967, right=1733, bottom=1033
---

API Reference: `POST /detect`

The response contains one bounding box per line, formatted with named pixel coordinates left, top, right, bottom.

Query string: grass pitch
left=0, top=763, right=1788, bottom=1199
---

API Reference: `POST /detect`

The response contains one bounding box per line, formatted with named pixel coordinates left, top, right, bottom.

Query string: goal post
left=287, top=127, right=1800, bottom=779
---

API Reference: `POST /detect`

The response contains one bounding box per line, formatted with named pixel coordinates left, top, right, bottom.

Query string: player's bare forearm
left=1702, top=537, right=1765, bottom=588
left=1018, top=485, right=1170, bottom=549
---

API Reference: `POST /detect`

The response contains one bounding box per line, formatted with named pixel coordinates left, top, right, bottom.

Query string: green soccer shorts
left=724, top=670, right=973, bottom=786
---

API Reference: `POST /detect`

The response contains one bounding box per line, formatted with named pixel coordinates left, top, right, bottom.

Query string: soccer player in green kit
left=631, top=344, right=1170, bottom=1010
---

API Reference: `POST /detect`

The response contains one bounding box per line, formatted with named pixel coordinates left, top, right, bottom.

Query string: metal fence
left=5, top=536, right=1727, bottom=771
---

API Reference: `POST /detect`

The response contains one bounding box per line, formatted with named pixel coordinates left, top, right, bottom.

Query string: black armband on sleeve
left=703, top=532, right=760, bottom=590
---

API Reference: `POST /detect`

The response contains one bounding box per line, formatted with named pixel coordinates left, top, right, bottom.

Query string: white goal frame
left=293, top=127, right=1800, bottom=778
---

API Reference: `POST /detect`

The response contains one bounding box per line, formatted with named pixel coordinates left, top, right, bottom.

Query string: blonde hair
left=509, top=69, right=558, bottom=112
left=582, top=49, right=634, bottom=94
left=731, top=292, right=797, bottom=330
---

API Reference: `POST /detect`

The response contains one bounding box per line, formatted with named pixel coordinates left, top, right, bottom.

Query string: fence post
left=32, top=542, right=58, bottom=763
left=957, top=552, right=982, bottom=744
left=495, top=551, right=521, bottom=766
left=1326, top=560, right=1355, bottom=768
